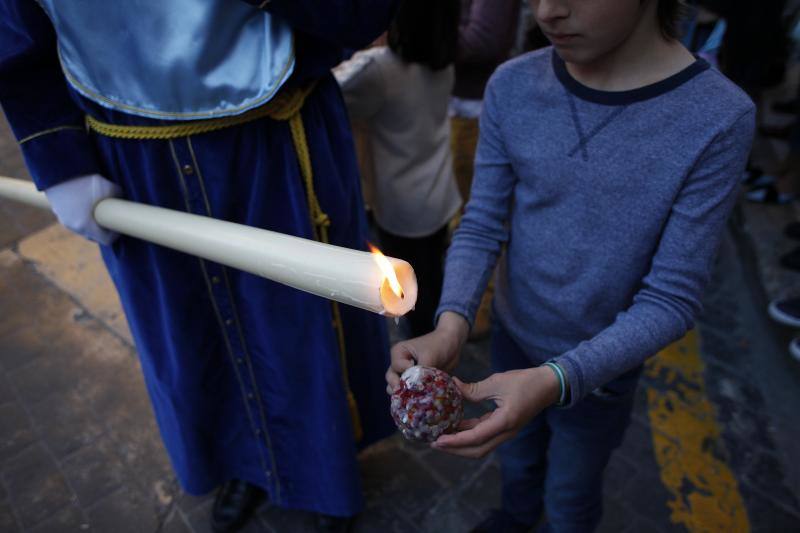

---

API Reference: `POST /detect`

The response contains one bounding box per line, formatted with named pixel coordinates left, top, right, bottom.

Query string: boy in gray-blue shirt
left=387, top=0, right=754, bottom=530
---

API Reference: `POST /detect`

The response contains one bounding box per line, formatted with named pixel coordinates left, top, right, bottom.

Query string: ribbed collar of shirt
left=552, top=49, right=710, bottom=106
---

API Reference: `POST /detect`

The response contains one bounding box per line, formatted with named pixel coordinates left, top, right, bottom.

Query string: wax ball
left=390, top=366, right=463, bottom=442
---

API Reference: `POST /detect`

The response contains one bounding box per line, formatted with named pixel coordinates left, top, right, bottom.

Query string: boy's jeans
left=491, top=324, right=642, bottom=533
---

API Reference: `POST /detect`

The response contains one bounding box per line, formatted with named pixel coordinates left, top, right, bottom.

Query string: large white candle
left=0, top=176, right=417, bottom=316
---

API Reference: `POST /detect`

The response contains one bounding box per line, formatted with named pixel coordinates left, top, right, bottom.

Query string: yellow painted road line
left=645, top=330, right=750, bottom=532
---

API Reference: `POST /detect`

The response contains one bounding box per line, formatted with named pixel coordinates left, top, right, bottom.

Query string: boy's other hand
left=431, top=366, right=560, bottom=458
left=385, top=311, right=469, bottom=394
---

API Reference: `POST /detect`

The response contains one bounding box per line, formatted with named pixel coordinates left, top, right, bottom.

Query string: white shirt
left=335, top=47, right=462, bottom=238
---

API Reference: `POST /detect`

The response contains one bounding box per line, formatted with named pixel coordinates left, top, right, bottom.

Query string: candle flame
left=368, top=242, right=404, bottom=299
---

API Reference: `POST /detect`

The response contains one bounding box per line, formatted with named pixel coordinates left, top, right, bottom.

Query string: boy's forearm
left=436, top=311, right=470, bottom=346
left=554, top=297, right=691, bottom=406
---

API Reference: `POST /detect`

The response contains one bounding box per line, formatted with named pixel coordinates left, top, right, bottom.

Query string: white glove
left=44, top=174, right=123, bottom=246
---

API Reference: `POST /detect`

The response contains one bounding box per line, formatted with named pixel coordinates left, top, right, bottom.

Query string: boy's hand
left=431, top=366, right=560, bottom=458
left=385, top=311, right=469, bottom=394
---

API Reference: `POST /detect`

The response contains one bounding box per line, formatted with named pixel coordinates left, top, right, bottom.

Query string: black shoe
left=315, top=514, right=355, bottom=533
left=780, top=247, right=800, bottom=272
left=772, top=99, right=799, bottom=115
left=211, top=480, right=264, bottom=533
left=768, top=297, right=800, bottom=327
left=759, top=123, right=794, bottom=139
left=469, top=509, right=532, bottom=533
left=785, top=221, right=800, bottom=241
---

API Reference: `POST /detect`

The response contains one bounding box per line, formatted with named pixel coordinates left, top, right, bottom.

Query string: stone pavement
left=2, top=110, right=800, bottom=533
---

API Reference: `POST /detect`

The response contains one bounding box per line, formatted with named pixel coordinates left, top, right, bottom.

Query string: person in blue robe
left=0, top=1, right=398, bottom=531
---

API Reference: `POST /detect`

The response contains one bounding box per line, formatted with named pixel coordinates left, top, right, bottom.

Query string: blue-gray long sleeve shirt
left=437, top=48, right=755, bottom=405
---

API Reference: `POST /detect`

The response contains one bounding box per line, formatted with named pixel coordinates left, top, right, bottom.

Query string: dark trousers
left=377, top=225, right=448, bottom=338
left=491, top=324, right=641, bottom=532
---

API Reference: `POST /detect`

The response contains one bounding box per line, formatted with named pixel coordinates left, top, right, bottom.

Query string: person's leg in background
left=747, top=83, right=800, bottom=203
left=765, top=104, right=800, bottom=356
left=377, top=225, right=448, bottom=337
left=450, top=115, right=493, bottom=339
left=450, top=115, right=480, bottom=205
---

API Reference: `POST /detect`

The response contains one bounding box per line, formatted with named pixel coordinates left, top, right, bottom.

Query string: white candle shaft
left=0, top=176, right=50, bottom=209
left=0, top=176, right=416, bottom=316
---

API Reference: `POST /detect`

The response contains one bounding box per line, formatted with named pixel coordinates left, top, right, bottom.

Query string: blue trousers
left=491, top=325, right=641, bottom=532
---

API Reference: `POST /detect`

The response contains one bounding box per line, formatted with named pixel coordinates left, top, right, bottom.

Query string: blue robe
left=0, top=0, right=398, bottom=517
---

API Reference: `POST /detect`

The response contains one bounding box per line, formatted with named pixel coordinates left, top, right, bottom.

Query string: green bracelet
left=543, top=362, right=567, bottom=407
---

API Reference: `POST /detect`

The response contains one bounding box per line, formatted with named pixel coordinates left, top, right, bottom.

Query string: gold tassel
left=347, top=391, right=364, bottom=443
left=290, top=110, right=364, bottom=444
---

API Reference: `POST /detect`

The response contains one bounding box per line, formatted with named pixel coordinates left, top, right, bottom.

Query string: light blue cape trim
left=39, top=0, right=295, bottom=120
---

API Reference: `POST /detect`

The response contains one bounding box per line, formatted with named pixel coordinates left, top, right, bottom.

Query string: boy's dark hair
left=657, top=0, right=687, bottom=40
left=387, top=0, right=460, bottom=71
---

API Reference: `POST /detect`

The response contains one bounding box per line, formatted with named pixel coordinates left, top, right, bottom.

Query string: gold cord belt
left=86, top=82, right=364, bottom=442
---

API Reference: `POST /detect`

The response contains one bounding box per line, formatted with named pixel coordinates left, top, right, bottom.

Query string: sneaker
left=745, top=184, right=796, bottom=204
left=768, top=297, right=800, bottom=327
left=742, top=171, right=776, bottom=188
left=790, top=338, right=800, bottom=362
left=469, top=509, right=532, bottom=533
